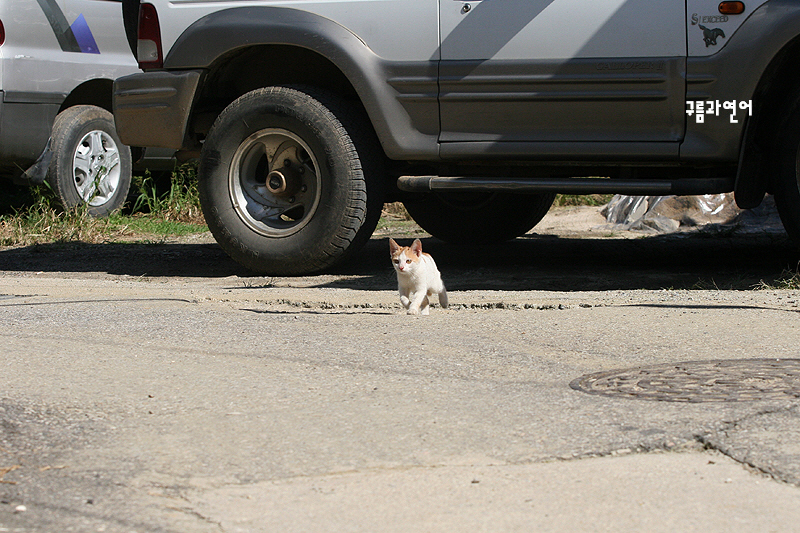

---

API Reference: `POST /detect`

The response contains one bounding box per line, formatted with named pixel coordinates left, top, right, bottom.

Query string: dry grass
left=756, top=266, right=800, bottom=290
left=381, top=202, right=412, bottom=220
left=0, top=165, right=205, bottom=247
left=552, top=194, right=613, bottom=207
left=2, top=194, right=109, bottom=246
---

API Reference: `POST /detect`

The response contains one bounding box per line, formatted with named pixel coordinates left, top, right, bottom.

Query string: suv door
left=4, top=0, right=136, bottom=124
left=438, top=0, right=687, bottom=149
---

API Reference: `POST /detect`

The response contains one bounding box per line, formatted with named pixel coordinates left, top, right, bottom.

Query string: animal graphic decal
left=699, top=24, right=726, bottom=47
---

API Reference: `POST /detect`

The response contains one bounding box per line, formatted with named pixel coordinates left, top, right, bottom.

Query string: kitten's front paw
left=407, top=307, right=421, bottom=315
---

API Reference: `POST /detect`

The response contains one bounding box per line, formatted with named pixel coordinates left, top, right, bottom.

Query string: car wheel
left=403, top=191, right=556, bottom=244
left=199, top=86, right=384, bottom=275
left=773, top=101, right=800, bottom=243
left=47, top=105, right=132, bottom=217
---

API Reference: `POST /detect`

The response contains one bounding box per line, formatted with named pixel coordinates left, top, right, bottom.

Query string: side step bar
left=397, top=176, right=735, bottom=196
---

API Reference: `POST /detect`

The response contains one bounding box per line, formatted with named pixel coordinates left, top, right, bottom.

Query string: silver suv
left=115, top=0, right=800, bottom=274
left=0, top=0, right=168, bottom=215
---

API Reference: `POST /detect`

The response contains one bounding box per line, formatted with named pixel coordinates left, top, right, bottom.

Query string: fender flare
left=164, top=7, right=439, bottom=160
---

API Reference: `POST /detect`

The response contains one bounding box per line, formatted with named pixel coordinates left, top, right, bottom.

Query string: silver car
left=0, top=0, right=169, bottom=215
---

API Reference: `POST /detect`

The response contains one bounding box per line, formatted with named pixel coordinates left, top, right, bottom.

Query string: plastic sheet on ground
left=601, top=193, right=782, bottom=234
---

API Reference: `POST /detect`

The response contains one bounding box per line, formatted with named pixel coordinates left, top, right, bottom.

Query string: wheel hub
left=229, top=129, right=322, bottom=237
left=73, top=130, right=121, bottom=207
left=265, top=149, right=305, bottom=198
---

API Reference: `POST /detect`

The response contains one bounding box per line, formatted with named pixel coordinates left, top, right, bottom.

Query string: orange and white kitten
left=389, top=238, right=448, bottom=315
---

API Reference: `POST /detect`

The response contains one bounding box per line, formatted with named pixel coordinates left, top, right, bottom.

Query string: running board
left=396, top=176, right=735, bottom=196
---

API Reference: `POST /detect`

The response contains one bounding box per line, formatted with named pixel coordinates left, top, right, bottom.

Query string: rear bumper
left=113, top=70, right=202, bottom=149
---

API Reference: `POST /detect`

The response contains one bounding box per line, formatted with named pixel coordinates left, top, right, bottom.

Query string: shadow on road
left=1, top=229, right=797, bottom=292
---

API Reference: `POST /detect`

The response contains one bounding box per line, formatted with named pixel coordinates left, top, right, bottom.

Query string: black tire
left=774, top=101, right=800, bottom=243
left=402, top=191, right=556, bottom=244
left=198, top=86, right=385, bottom=275
left=47, top=105, right=132, bottom=217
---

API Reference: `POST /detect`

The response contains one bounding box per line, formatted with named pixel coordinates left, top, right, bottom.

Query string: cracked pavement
left=1, top=208, right=800, bottom=531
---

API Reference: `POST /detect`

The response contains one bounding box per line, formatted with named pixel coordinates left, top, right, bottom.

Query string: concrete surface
left=0, top=206, right=799, bottom=532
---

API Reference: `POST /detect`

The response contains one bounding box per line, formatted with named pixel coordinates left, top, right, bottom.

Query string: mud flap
left=15, top=139, right=53, bottom=186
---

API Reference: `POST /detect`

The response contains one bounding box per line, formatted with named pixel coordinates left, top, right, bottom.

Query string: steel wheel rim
left=72, top=130, right=122, bottom=207
left=229, top=128, right=322, bottom=237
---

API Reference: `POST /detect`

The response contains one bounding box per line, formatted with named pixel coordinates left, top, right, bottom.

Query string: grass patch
left=0, top=193, right=118, bottom=246
left=131, top=165, right=205, bottom=224
left=0, top=164, right=207, bottom=247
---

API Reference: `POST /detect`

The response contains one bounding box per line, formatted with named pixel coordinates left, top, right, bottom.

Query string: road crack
left=694, top=404, right=800, bottom=486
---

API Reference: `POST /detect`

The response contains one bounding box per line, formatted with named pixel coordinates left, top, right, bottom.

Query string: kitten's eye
left=406, top=259, right=411, bottom=264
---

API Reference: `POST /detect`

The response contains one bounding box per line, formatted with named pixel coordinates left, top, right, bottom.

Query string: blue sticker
left=70, top=14, right=100, bottom=54
left=36, top=0, right=101, bottom=54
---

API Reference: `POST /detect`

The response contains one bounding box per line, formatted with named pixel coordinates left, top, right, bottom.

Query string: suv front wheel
left=198, top=86, right=384, bottom=275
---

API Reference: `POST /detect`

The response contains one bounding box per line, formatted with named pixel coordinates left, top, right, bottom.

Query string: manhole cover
left=570, top=359, right=800, bottom=403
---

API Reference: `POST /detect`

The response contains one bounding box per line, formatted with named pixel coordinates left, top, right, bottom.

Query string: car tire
left=47, top=105, right=132, bottom=217
left=198, top=86, right=385, bottom=275
left=403, top=191, right=556, bottom=244
left=773, top=98, right=800, bottom=243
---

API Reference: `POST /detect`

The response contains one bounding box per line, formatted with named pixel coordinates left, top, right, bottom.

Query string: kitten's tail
left=439, top=287, right=449, bottom=309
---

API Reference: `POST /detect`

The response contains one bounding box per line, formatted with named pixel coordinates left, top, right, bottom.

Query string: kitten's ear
left=389, top=238, right=400, bottom=254
left=411, top=239, right=423, bottom=256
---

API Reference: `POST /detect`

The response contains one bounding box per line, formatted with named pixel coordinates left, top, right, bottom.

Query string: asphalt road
left=1, top=208, right=800, bottom=532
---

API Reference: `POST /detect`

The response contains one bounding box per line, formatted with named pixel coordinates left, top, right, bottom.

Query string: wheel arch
left=59, top=78, right=115, bottom=114
left=732, top=2, right=800, bottom=208
left=735, top=34, right=800, bottom=208
left=194, top=44, right=361, bottom=135
left=165, top=6, right=439, bottom=160
left=60, top=79, right=145, bottom=163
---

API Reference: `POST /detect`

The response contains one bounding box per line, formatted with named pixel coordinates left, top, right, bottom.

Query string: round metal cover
left=570, top=359, right=800, bottom=403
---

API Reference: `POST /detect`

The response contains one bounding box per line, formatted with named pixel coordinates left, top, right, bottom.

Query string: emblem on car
left=699, top=24, right=726, bottom=47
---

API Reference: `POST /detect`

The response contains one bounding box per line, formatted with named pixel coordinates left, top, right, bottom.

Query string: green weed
left=0, top=186, right=110, bottom=246
left=130, top=164, right=204, bottom=224
left=0, top=165, right=207, bottom=247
